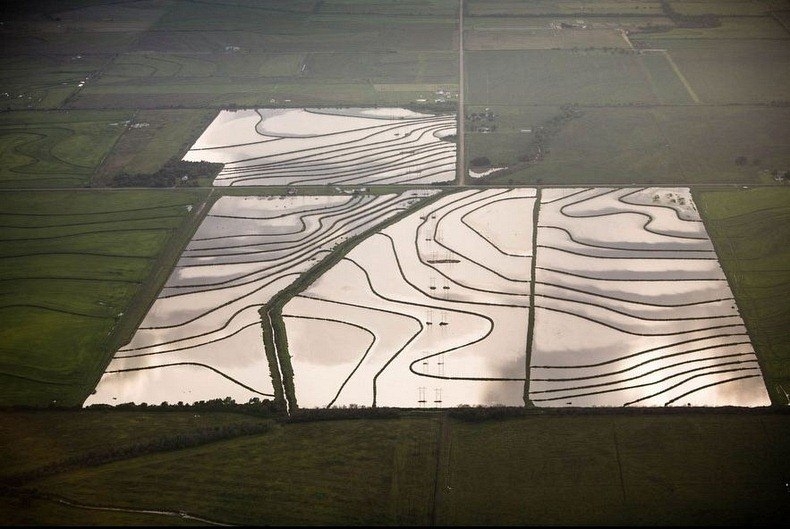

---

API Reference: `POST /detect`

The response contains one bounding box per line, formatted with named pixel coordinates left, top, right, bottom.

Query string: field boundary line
left=84, top=188, right=217, bottom=405
left=457, top=0, right=466, bottom=186
left=524, top=188, right=540, bottom=405
left=662, top=51, right=700, bottom=104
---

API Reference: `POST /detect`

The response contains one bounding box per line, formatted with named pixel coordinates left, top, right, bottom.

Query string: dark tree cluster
left=105, top=160, right=223, bottom=188
left=87, top=396, right=283, bottom=416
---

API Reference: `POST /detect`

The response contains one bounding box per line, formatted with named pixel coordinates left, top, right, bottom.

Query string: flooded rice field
left=530, top=188, right=769, bottom=407
left=85, top=191, right=437, bottom=406
left=284, top=189, right=535, bottom=408
left=86, top=187, right=770, bottom=408
left=182, top=108, right=457, bottom=186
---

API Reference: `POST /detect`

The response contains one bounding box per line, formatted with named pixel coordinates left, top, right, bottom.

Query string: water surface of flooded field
left=183, top=108, right=457, bottom=186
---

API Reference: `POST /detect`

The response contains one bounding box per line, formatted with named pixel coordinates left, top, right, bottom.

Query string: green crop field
left=93, top=109, right=216, bottom=183
left=0, top=111, right=131, bottom=188
left=438, top=412, right=790, bottom=525
left=25, top=416, right=440, bottom=525
left=472, top=106, right=790, bottom=185
left=696, top=187, right=790, bottom=405
left=668, top=0, right=789, bottom=16
left=466, top=0, right=663, bottom=16
left=466, top=50, right=666, bottom=106
left=0, top=410, right=272, bottom=479
left=3, top=410, right=787, bottom=525
left=0, top=189, right=209, bottom=407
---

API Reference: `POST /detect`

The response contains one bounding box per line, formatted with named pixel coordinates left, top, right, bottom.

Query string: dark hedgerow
left=105, top=160, right=223, bottom=188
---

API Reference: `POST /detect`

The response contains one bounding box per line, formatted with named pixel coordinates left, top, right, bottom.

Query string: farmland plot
left=86, top=191, right=435, bottom=406
left=182, top=108, right=457, bottom=186
left=283, top=189, right=535, bottom=408
left=530, top=188, right=770, bottom=407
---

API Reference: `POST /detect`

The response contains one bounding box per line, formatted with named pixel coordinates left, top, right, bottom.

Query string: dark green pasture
left=696, top=187, right=790, bottom=405
left=0, top=111, right=131, bottom=188
left=0, top=189, right=209, bottom=407
left=470, top=106, right=790, bottom=185
left=1, top=409, right=787, bottom=525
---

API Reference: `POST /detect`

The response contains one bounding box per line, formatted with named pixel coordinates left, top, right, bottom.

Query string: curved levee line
left=624, top=369, right=761, bottom=407
left=379, top=232, right=527, bottom=309
left=179, top=195, right=388, bottom=261
left=106, top=362, right=274, bottom=397
left=117, top=320, right=263, bottom=358
left=535, top=304, right=744, bottom=337
left=220, top=135, right=454, bottom=179
left=536, top=293, right=739, bottom=323
left=0, top=227, right=175, bottom=243
left=532, top=332, right=750, bottom=370
left=282, top=312, right=377, bottom=409
left=333, top=257, right=516, bottom=383
left=537, top=225, right=714, bottom=253
left=460, top=194, right=535, bottom=258
left=619, top=188, right=703, bottom=223
left=172, top=194, right=410, bottom=271
left=540, top=187, right=598, bottom=205
left=424, top=189, right=531, bottom=283
left=137, top=273, right=301, bottom=332
left=215, top=116, right=453, bottom=168
left=408, top=191, right=533, bottom=297
left=532, top=342, right=753, bottom=382
left=557, top=188, right=709, bottom=241
left=161, top=199, right=410, bottom=294
left=531, top=355, right=757, bottom=393
left=326, top=257, right=505, bottom=388
left=532, top=365, right=760, bottom=403
left=662, top=374, right=762, bottom=406
left=0, top=304, right=111, bottom=319
left=535, top=266, right=726, bottom=282
left=536, top=243, right=716, bottom=260
left=535, top=280, right=734, bottom=308
left=226, top=152, right=456, bottom=186
left=295, top=291, right=424, bottom=408
left=197, top=112, right=449, bottom=152
left=189, top=194, right=367, bottom=242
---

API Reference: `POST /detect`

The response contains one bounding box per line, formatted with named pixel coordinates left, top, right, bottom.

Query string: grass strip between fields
left=523, top=187, right=541, bottom=405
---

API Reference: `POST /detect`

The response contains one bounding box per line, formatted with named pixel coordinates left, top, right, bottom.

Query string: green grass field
left=466, top=50, right=665, bottom=106
left=0, top=111, right=131, bottom=188
left=466, top=0, right=663, bottom=16
left=696, top=187, right=790, bottom=405
left=3, top=410, right=787, bottom=525
left=26, top=416, right=440, bottom=525
left=472, top=106, right=790, bottom=185
left=439, top=412, right=790, bottom=525
left=0, top=189, right=209, bottom=407
left=93, top=109, right=216, bottom=183
left=0, top=410, right=272, bottom=478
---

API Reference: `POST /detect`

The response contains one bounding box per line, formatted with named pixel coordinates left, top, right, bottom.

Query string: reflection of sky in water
left=181, top=107, right=456, bottom=186
left=530, top=188, right=769, bottom=407
left=286, top=190, right=532, bottom=408
left=86, top=192, right=434, bottom=407
left=88, top=187, right=770, bottom=408
left=287, top=187, right=768, bottom=409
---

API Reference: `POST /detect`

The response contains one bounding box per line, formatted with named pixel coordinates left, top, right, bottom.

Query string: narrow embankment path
left=457, top=0, right=466, bottom=186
